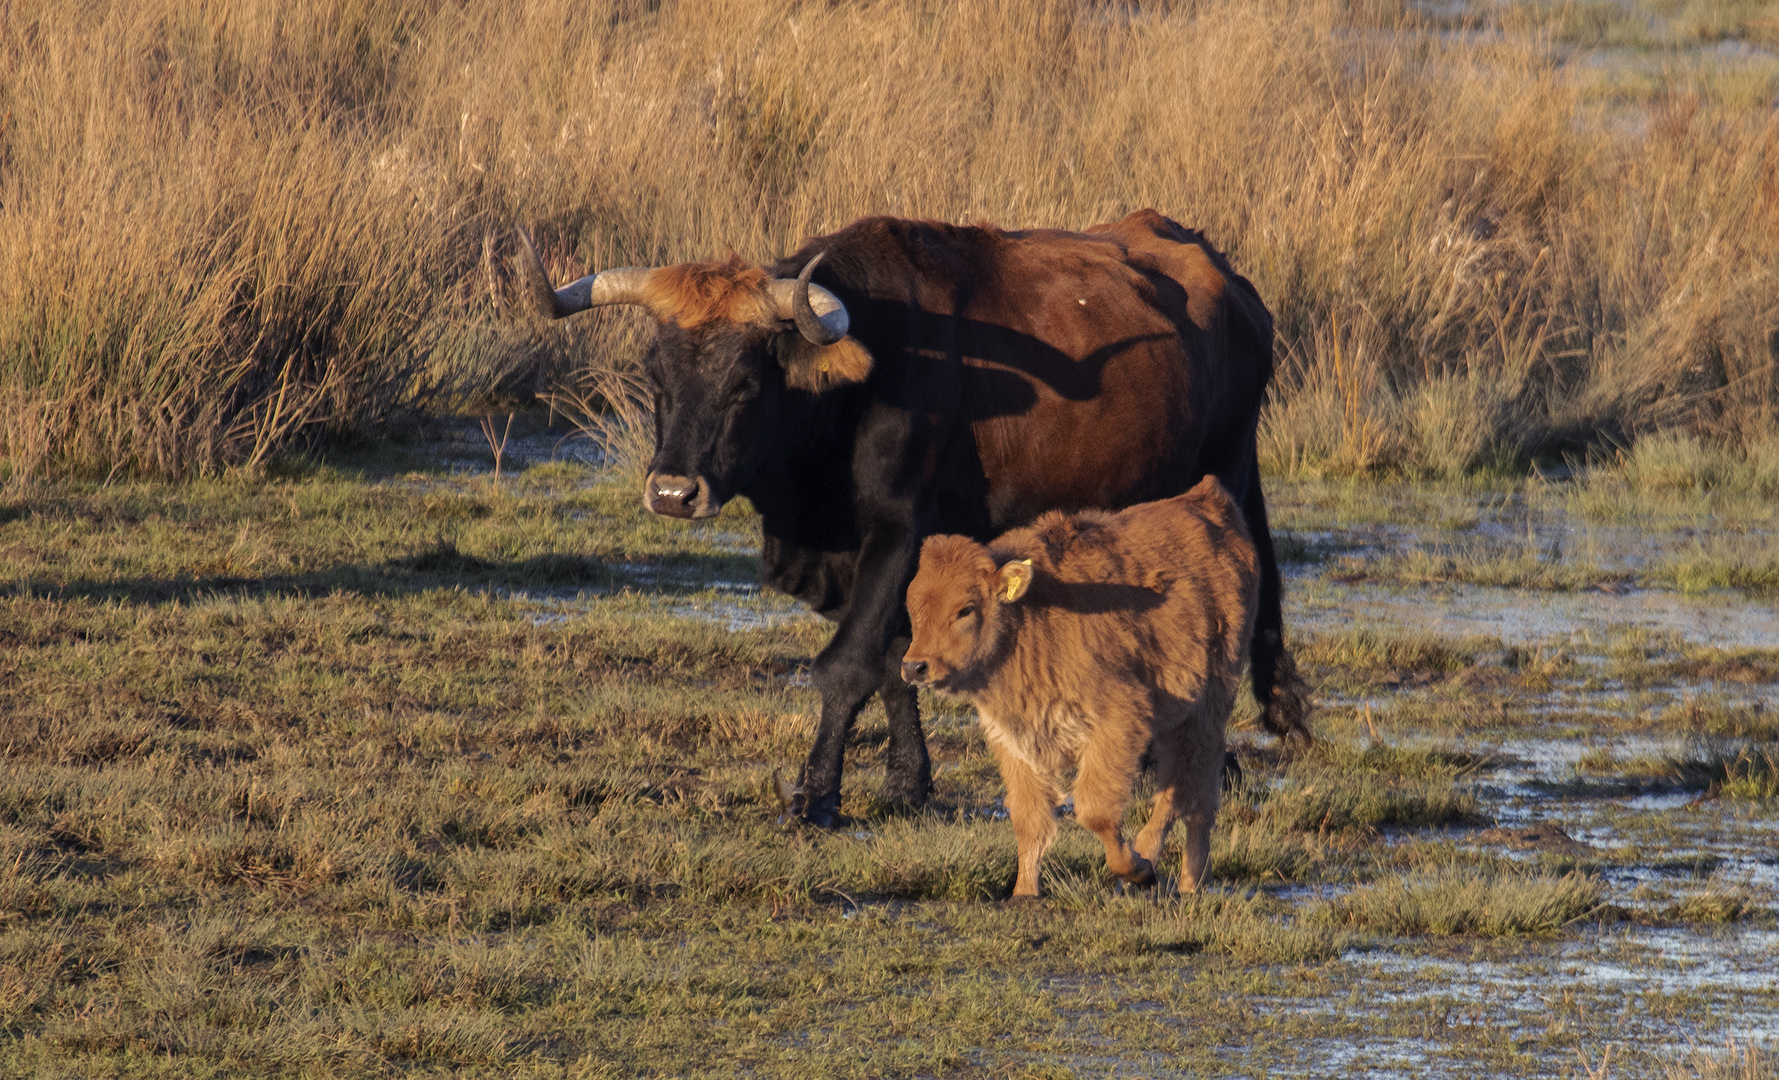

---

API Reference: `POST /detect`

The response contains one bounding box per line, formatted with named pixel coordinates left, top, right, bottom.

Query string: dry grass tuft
left=1313, top=867, right=1604, bottom=935
left=1667, top=1040, right=1776, bottom=1080
left=4, top=0, right=1777, bottom=480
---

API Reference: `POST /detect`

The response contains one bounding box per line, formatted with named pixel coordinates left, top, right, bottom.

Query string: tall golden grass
left=3, top=0, right=1775, bottom=480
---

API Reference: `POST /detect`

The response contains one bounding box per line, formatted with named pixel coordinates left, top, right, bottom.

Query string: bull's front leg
left=794, top=524, right=924, bottom=827
left=878, top=634, right=932, bottom=810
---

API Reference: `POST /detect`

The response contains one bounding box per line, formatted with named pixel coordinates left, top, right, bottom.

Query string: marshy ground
left=2, top=421, right=1776, bottom=1078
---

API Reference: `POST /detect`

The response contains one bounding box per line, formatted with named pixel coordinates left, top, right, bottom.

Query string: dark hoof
left=881, top=760, right=933, bottom=812
left=878, top=780, right=932, bottom=813
left=787, top=789, right=841, bottom=829
left=1220, top=751, right=1244, bottom=793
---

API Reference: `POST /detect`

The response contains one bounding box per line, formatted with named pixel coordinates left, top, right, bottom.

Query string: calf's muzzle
left=900, top=659, right=931, bottom=686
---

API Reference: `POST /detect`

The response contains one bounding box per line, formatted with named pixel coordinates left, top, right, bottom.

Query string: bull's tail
left=1241, top=466, right=1314, bottom=746
left=1256, top=646, right=1313, bottom=745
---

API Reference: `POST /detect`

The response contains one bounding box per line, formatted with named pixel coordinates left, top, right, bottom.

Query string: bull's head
left=901, top=534, right=1035, bottom=692
left=513, top=230, right=870, bottom=519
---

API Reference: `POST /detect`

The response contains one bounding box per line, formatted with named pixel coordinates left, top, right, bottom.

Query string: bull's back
left=955, top=213, right=1268, bottom=530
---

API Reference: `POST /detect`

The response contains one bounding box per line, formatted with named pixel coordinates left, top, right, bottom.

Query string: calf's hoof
left=1120, top=857, right=1156, bottom=889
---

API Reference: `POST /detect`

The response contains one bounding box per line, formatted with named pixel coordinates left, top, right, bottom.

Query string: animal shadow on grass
left=4, top=543, right=758, bottom=607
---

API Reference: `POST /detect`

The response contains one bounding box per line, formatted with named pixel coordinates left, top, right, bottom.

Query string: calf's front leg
left=993, top=744, right=1061, bottom=899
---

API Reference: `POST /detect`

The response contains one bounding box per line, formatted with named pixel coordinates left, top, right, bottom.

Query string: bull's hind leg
left=995, top=750, right=1061, bottom=899
left=1072, top=726, right=1154, bottom=888
left=879, top=640, right=932, bottom=810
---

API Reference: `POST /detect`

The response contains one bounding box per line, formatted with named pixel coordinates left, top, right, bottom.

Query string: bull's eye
left=955, top=604, right=976, bottom=623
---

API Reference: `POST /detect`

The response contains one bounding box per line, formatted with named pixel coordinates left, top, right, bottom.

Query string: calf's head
left=901, top=534, right=1035, bottom=691
left=513, top=231, right=872, bottom=519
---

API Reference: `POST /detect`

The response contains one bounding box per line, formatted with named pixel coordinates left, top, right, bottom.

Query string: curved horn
left=513, top=227, right=652, bottom=320
left=766, top=251, right=850, bottom=346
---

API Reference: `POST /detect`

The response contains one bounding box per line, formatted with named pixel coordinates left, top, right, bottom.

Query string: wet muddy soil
left=421, top=435, right=1776, bottom=1074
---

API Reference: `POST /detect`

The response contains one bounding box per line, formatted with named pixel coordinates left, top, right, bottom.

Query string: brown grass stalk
left=2, top=0, right=1775, bottom=479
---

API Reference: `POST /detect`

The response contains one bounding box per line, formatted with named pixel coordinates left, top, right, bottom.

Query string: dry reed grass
left=3, top=0, right=1776, bottom=481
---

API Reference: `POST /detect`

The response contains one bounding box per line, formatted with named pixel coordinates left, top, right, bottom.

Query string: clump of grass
left=1749, top=434, right=1779, bottom=498
left=1212, top=817, right=1328, bottom=884
left=1296, top=628, right=1481, bottom=686
left=1622, top=431, right=1741, bottom=492
left=546, top=360, right=656, bottom=485
left=1312, top=868, right=1604, bottom=936
left=1228, top=740, right=1487, bottom=837
left=1668, top=888, right=1758, bottom=924
left=1259, top=773, right=1484, bottom=833
left=1716, top=745, right=1779, bottom=800
left=1315, top=739, right=1494, bottom=780
left=1576, top=746, right=1617, bottom=773
left=1141, top=891, right=1344, bottom=965
left=1652, top=700, right=1779, bottom=742
left=1408, top=372, right=1520, bottom=480
left=1613, top=740, right=1779, bottom=798
left=1665, top=1040, right=1777, bottom=1080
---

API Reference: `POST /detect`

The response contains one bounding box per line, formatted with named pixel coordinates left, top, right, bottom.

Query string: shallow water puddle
left=1463, top=733, right=1778, bottom=897
left=1348, top=927, right=1779, bottom=1040
left=1288, top=576, right=1779, bottom=650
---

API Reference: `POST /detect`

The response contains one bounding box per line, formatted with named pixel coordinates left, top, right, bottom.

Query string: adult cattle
left=514, top=210, right=1310, bottom=827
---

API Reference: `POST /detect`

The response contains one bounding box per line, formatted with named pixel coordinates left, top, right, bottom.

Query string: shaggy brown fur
left=640, top=256, right=775, bottom=327
left=777, top=335, right=875, bottom=392
left=638, top=257, right=875, bottom=390
left=902, top=476, right=1258, bottom=898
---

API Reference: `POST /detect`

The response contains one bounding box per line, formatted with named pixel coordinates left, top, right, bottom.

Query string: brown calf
left=901, top=477, right=1258, bottom=897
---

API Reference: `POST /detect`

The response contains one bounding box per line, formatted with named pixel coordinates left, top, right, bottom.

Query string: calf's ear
left=997, top=559, right=1034, bottom=603
left=777, top=335, right=874, bottom=392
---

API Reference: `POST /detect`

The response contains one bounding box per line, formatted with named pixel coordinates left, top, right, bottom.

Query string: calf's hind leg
left=1072, top=732, right=1154, bottom=888
left=1132, top=751, right=1181, bottom=879
left=1138, top=725, right=1224, bottom=893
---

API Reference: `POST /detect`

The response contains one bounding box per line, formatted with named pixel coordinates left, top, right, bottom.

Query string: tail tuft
left=1258, top=648, right=1313, bottom=746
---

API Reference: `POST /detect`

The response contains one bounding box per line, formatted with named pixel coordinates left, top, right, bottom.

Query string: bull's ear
left=777, top=335, right=874, bottom=393
left=997, top=559, right=1034, bottom=603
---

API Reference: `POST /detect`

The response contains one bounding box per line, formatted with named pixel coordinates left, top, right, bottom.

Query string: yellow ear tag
left=1004, top=560, right=1032, bottom=601
left=819, top=359, right=829, bottom=372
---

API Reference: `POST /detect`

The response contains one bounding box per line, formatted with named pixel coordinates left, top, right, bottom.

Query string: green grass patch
left=5, top=461, right=1777, bottom=1075
left=1312, top=869, right=1605, bottom=936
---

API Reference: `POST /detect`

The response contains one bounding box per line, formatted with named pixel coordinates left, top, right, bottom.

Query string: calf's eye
left=955, top=604, right=976, bottom=622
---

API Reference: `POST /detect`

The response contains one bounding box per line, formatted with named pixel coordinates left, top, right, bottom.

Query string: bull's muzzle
left=645, top=472, right=720, bottom=519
